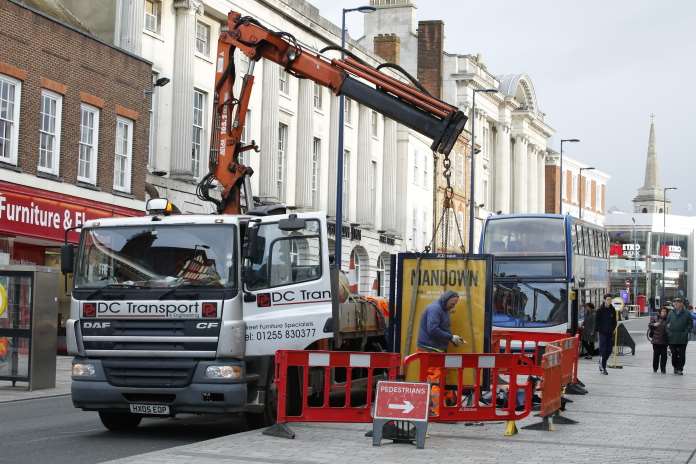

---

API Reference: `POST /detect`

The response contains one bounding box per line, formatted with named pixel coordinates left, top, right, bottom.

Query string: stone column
left=117, top=0, right=144, bottom=54
left=169, top=0, right=200, bottom=179
left=537, top=150, right=545, bottom=212
left=327, top=95, right=339, bottom=216
left=527, top=144, right=537, bottom=212
left=356, top=105, right=373, bottom=225
left=382, top=118, right=398, bottom=232
left=513, top=136, right=527, bottom=212
left=294, top=79, right=314, bottom=209
left=259, top=59, right=279, bottom=198
left=494, top=123, right=511, bottom=213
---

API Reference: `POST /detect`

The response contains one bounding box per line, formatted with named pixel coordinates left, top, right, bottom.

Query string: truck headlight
left=205, top=365, right=241, bottom=379
left=72, top=363, right=96, bottom=377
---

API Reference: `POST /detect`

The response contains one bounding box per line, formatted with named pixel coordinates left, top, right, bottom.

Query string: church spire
left=641, top=114, right=660, bottom=189
left=633, top=114, right=670, bottom=214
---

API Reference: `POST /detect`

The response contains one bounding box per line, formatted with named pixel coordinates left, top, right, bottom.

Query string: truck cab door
left=241, top=213, right=332, bottom=356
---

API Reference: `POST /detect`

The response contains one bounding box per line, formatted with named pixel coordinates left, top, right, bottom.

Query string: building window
left=239, top=109, right=251, bottom=166
left=412, top=208, right=418, bottom=249
left=277, top=123, right=288, bottom=200
left=413, top=151, right=419, bottom=186
left=195, top=21, right=210, bottom=56
left=344, top=97, right=352, bottom=124
left=457, top=212, right=465, bottom=247
left=584, top=178, right=591, bottom=208
left=144, top=0, right=161, bottom=34
left=78, top=104, right=99, bottom=184
left=424, top=153, right=430, bottom=189
left=38, top=90, right=62, bottom=174
left=571, top=173, right=578, bottom=203
left=371, top=111, right=379, bottom=137
left=113, top=118, right=133, bottom=192
left=0, top=74, right=21, bottom=165
left=342, top=149, right=350, bottom=219
left=370, top=160, right=377, bottom=221
left=279, top=68, right=289, bottom=94
left=312, top=137, right=321, bottom=208
left=376, top=254, right=389, bottom=297
left=455, top=153, right=464, bottom=189
left=313, top=83, right=322, bottom=110
left=422, top=210, right=428, bottom=249
left=596, top=183, right=601, bottom=211
left=192, top=89, right=205, bottom=177
left=482, top=179, right=488, bottom=206
left=482, top=127, right=489, bottom=159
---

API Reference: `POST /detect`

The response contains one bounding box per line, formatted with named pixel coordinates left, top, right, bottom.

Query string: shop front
left=0, top=180, right=143, bottom=352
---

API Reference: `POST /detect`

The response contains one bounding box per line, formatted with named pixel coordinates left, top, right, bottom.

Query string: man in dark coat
left=595, top=294, right=617, bottom=375
left=581, top=302, right=596, bottom=359
left=667, top=298, right=692, bottom=375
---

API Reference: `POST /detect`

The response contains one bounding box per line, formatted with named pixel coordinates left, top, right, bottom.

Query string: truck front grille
left=102, top=358, right=196, bottom=388
left=81, top=319, right=220, bottom=358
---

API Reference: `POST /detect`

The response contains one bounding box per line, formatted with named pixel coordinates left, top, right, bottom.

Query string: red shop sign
left=0, top=181, right=142, bottom=243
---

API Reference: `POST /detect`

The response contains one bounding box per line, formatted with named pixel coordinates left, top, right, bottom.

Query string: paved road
left=0, top=395, right=246, bottom=464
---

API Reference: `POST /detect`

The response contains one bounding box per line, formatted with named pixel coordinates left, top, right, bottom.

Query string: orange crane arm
left=198, top=11, right=467, bottom=215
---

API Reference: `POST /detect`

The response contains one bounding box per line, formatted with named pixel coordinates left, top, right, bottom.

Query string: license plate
left=129, top=403, right=170, bottom=415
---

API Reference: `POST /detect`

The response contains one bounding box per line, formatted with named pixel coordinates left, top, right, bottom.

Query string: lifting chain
left=426, top=148, right=466, bottom=255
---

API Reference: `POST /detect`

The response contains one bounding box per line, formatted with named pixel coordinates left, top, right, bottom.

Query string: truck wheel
left=98, top=411, right=142, bottom=431
left=247, top=366, right=300, bottom=429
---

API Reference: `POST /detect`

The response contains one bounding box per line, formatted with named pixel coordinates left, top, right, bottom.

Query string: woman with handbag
left=649, top=307, right=669, bottom=374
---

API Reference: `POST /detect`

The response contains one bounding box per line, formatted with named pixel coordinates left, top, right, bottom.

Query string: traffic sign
left=373, top=381, right=430, bottom=422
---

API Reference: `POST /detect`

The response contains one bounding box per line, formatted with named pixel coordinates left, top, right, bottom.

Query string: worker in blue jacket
left=417, top=290, right=464, bottom=415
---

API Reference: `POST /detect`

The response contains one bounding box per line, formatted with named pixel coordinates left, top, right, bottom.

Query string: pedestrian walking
left=595, top=294, right=617, bottom=375
left=417, top=290, right=465, bottom=415
left=581, top=302, right=596, bottom=359
left=649, top=307, right=669, bottom=374
left=666, top=298, right=692, bottom=375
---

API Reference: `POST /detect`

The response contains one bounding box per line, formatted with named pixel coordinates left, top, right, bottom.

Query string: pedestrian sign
left=373, top=381, right=430, bottom=422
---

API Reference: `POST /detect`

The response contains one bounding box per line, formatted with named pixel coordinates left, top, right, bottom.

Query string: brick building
left=544, top=151, right=609, bottom=226
left=0, top=0, right=152, bottom=343
left=0, top=0, right=151, bottom=268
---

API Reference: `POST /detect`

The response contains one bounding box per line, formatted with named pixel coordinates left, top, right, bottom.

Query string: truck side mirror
left=244, top=226, right=259, bottom=261
left=61, top=244, right=75, bottom=274
left=278, top=214, right=306, bottom=231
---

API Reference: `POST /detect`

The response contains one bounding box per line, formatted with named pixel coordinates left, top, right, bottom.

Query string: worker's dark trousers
left=652, top=344, right=668, bottom=373
left=670, top=344, right=687, bottom=372
left=598, top=332, right=613, bottom=370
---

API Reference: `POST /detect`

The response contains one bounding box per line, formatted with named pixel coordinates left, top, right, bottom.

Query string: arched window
left=642, top=208, right=648, bottom=213
left=376, top=253, right=391, bottom=297
left=349, top=247, right=369, bottom=294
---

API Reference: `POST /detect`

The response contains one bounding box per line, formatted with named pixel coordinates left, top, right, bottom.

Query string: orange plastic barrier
left=273, top=350, right=401, bottom=425
left=539, top=345, right=562, bottom=418
left=402, top=352, right=536, bottom=423
left=492, top=331, right=580, bottom=388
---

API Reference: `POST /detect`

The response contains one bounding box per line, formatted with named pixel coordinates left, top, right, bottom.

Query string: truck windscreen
left=74, top=225, right=236, bottom=288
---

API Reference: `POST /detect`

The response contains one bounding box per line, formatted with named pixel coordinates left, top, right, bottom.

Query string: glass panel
left=246, top=220, right=322, bottom=290
left=75, top=225, right=236, bottom=288
left=492, top=282, right=568, bottom=328
left=0, top=337, right=29, bottom=379
left=483, top=217, right=566, bottom=255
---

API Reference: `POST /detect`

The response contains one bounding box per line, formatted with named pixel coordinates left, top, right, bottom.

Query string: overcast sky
left=308, top=0, right=696, bottom=214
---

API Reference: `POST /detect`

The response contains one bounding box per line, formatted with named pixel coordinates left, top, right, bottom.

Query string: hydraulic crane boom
left=198, top=11, right=468, bottom=215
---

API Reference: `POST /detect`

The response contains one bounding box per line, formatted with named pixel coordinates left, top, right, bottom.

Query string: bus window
left=590, top=229, right=597, bottom=256
left=583, top=227, right=590, bottom=255
left=482, top=217, right=566, bottom=255
left=577, top=225, right=584, bottom=255
left=571, top=224, right=578, bottom=253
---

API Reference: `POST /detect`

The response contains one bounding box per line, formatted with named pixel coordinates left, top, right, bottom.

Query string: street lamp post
left=632, top=216, right=638, bottom=305
left=468, top=88, right=497, bottom=254
left=334, top=5, right=376, bottom=270
left=661, top=186, right=677, bottom=305
left=578, top=166, right=595, bottom=219
left=559, top=139, right=580, bottom=215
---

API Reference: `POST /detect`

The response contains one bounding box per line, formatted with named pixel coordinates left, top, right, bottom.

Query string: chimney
left=417, top=20, right=444, bottom=98
left=373, top=34, right=400, bottom=64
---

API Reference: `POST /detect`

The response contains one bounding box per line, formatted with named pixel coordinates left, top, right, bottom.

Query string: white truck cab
left=65, top=207, right=335, bottom=430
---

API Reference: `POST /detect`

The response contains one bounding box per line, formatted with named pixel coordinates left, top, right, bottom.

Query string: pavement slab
left=105, top=340, right=696, bottom=464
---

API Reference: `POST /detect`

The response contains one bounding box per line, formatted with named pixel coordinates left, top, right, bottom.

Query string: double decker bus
left=480, top=214, right=610, bottom=334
